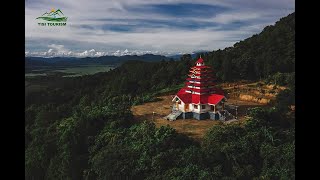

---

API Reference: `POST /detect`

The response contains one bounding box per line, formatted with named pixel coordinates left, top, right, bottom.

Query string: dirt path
left=131, top=95, right=265, bottom=141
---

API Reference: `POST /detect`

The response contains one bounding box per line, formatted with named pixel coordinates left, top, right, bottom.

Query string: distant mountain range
left=25, top=48, right=210, bottom=59
left=167, top=50, right=209, bottom=59
left=25, top=54, right=171, bottom=70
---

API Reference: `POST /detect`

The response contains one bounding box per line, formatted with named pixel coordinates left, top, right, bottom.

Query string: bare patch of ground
left=131, top=96, right=264, bottom=141
left=224, top=81, right=286, bottom=104
left=131, top=95, right=222, bottom=141
left=131, top=81, right=283, bottom=140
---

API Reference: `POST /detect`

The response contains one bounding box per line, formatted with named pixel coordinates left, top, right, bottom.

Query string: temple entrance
left=184, top=104, right=189, bottom=111
left=210, top=105, right=215, bottom=112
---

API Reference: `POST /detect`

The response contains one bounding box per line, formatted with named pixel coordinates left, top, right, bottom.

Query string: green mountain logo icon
left=36, top=9, right=67, bottom=22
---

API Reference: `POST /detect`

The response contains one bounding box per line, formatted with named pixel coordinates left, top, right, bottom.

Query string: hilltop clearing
left=131, top=81, right=283, bottom=140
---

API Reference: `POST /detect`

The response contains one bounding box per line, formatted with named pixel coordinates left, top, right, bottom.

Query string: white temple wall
left=199, top=104, right=211, bottom=113
left=193, top=104, right=201, bottom=113
left=178, top=101, right=185, bottom=112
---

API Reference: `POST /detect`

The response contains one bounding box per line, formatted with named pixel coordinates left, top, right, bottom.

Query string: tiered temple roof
left=175, top=57, right=225, bottom=105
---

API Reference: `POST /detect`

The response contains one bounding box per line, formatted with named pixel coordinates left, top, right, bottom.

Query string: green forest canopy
left=25, top=12, right=295, bottom=179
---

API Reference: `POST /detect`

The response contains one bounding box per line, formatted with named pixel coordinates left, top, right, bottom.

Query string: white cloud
left=25, top=0, right=295, bottom=56
left=210, top=12, right=261, bottom=24
left=25, top=46, right=177, bottom=57
left=48, top=44, right=67, bottom=51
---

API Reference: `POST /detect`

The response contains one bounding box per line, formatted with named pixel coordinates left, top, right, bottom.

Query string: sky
left=25, top=0, right=295, bottom=57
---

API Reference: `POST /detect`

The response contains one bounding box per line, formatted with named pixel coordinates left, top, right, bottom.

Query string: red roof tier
left=186, top=77, right=215, bottom=81
left=188, top=71, right=213, bottom=75
left=191, top=66, right=211, bottom=69
left=188, top=74, right=214, bottom=78
left=174, top=57, right=225, bottom=105
left=189, top=69, right=213, bottom=73
left=183, top=87, right=211, bottom=92
left=176, top=89, right=225, bottom=104
left=185, top=82, right=215, bottom=87
left=196, top=57, right=204, bottom=63
left=207, top=94, right=225, bottom=104
left=192, top=88, right=211, bottom=93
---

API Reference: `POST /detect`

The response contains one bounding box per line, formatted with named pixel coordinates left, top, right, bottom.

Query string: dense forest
left=25, top=12, right=295, bottom=179
left=196, top=12, right=295, bottom=81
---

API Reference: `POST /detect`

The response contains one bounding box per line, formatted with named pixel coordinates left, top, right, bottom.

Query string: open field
left=25, top=65, right=114, bottom=77
left=54, top=65, right=114, bottom=77
left=25, top=80, right=48, bottom=96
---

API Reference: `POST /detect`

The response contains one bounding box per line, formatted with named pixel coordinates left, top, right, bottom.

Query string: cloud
left=25, top=45, right=175, bottom=57
left=48, top=44, right=67, bottom=51
left=25, top=0, right=295, bottom=56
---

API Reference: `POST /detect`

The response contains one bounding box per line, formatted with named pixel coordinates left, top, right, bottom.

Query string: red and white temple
left=169, top=56, right=227, bottom=120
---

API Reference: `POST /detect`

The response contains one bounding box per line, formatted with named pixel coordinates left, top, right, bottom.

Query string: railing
left=171, top=105, right=179, bottom=112
left=220, top=110, right=235, bottom=121
left=165, top=110, right=182, bottom=121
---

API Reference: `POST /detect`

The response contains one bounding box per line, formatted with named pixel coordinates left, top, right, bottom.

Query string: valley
left=25, top=64, right=115, bottom=77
